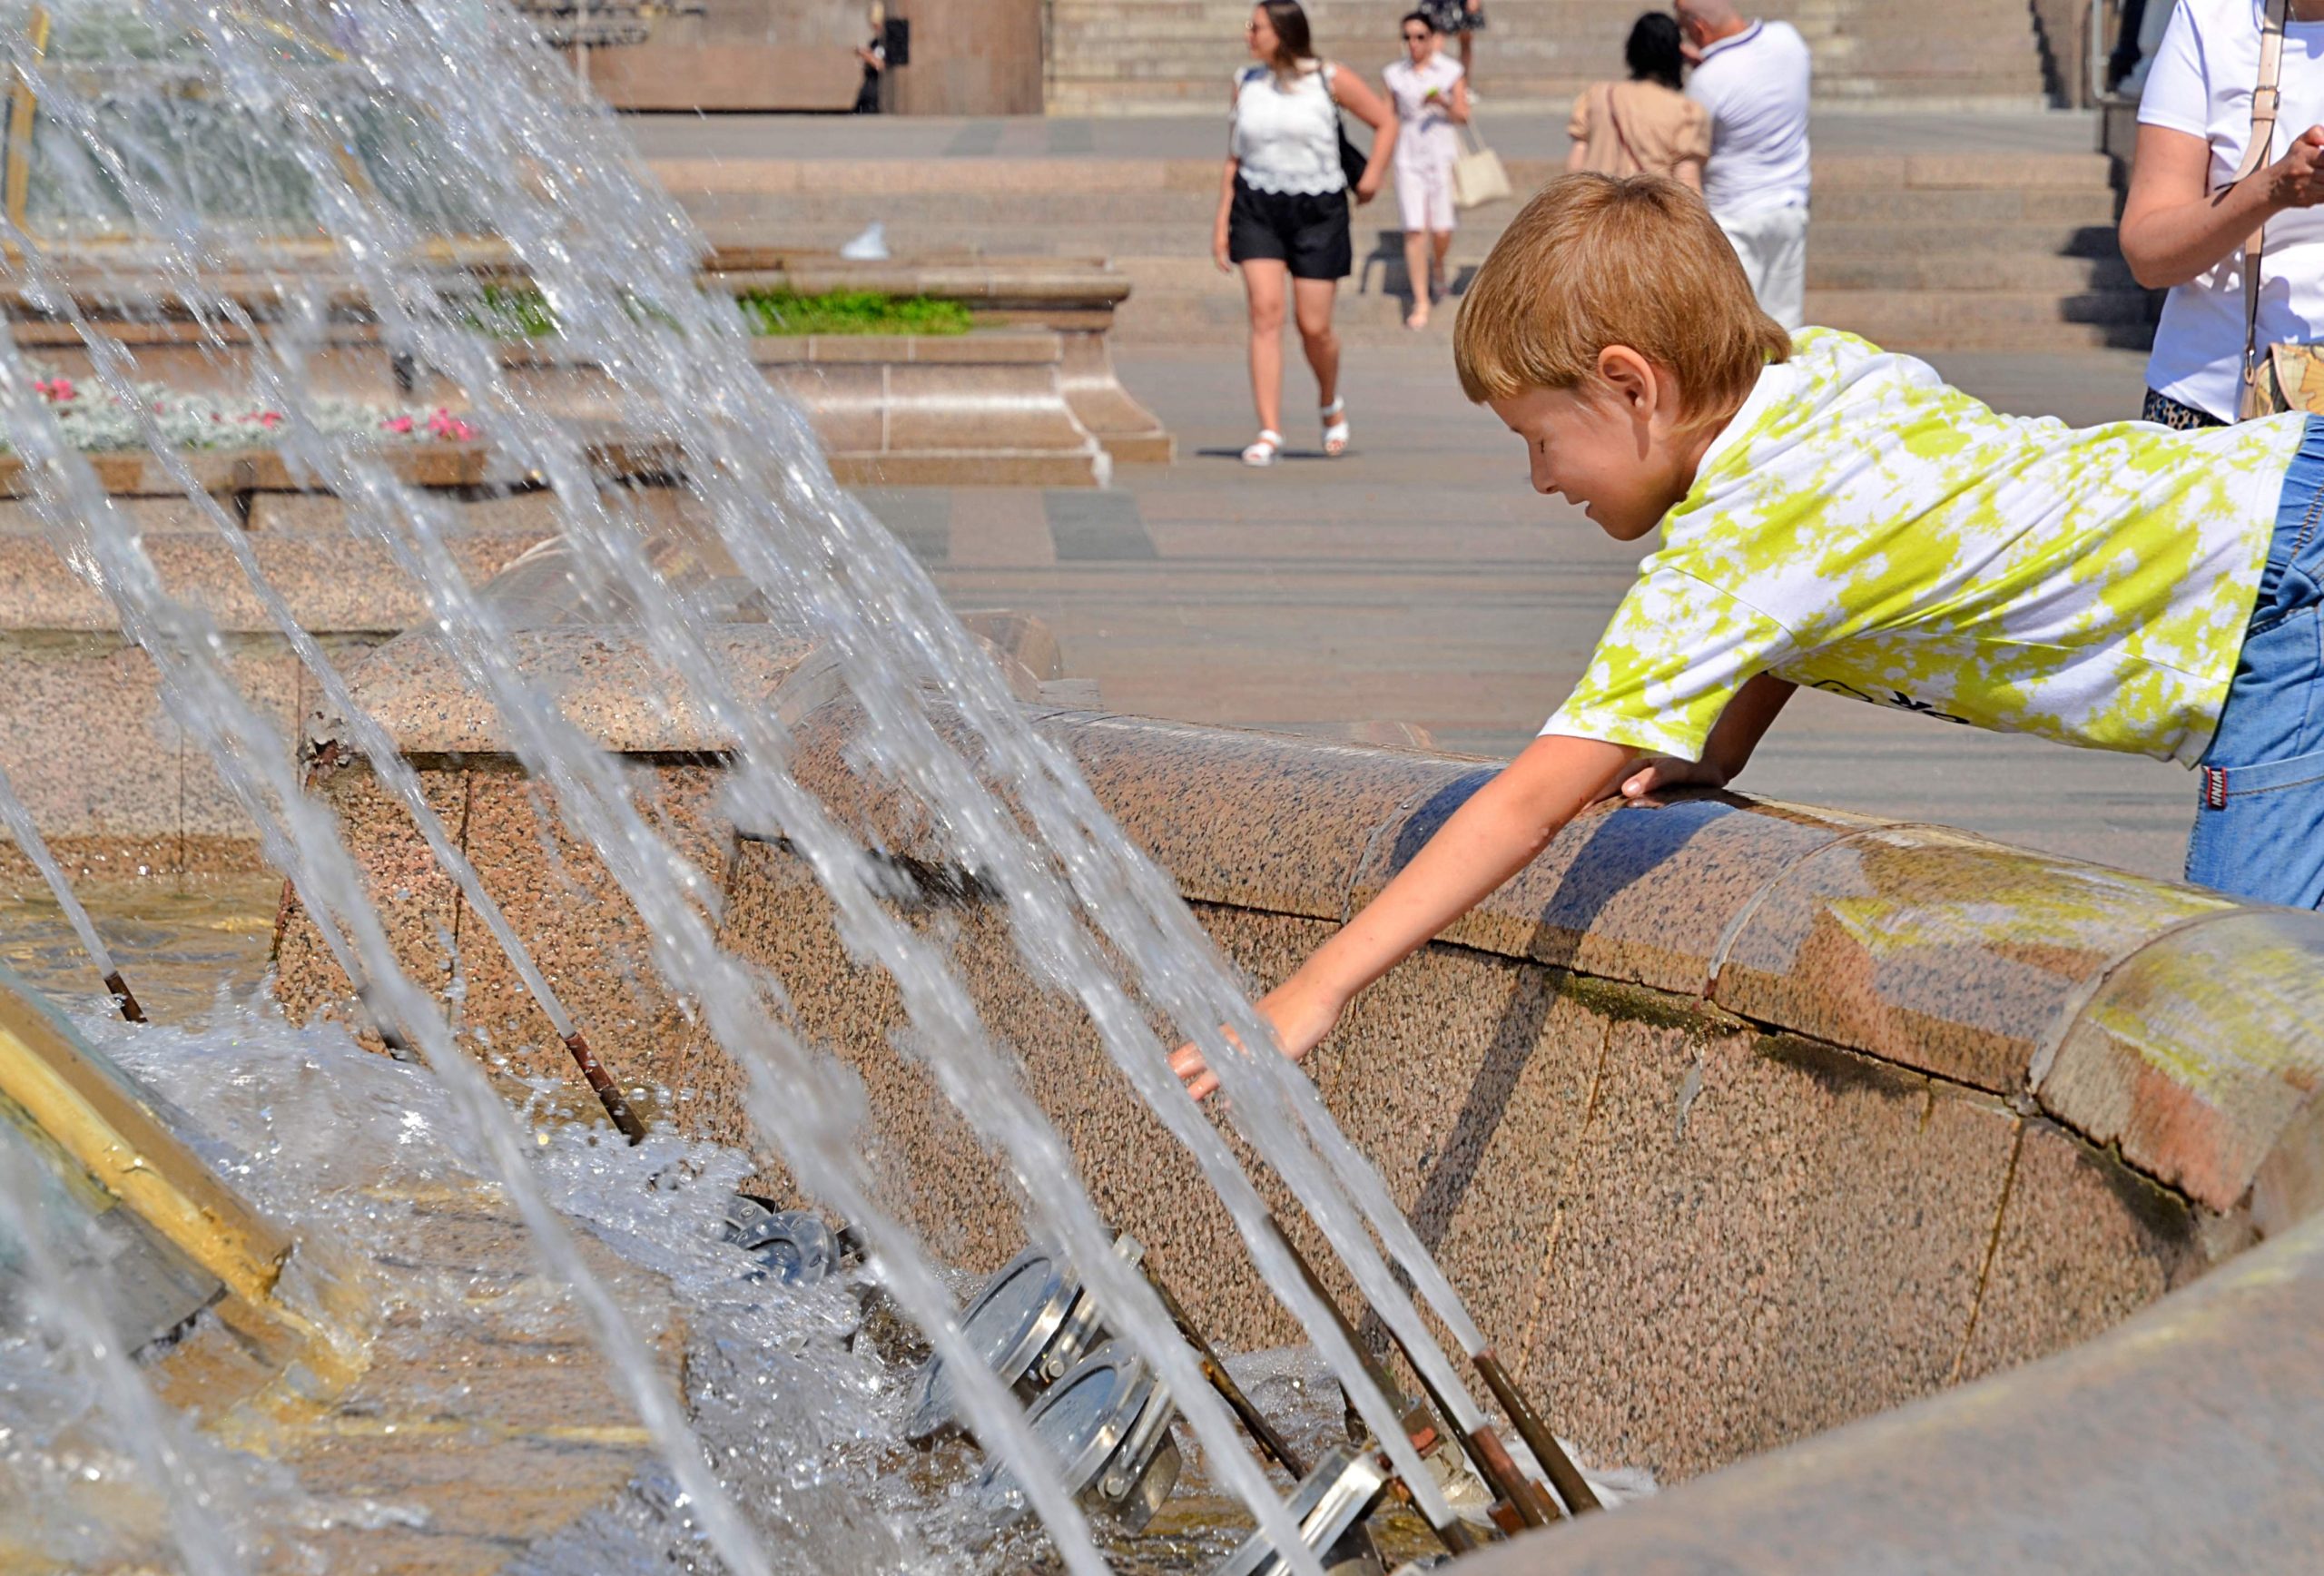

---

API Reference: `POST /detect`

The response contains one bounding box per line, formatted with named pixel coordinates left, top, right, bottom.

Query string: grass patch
left=470, top=283, right=557, bottom=338
left=458, top=285, right=975, bottom=340
left=737, top=289, right=973, bottom=337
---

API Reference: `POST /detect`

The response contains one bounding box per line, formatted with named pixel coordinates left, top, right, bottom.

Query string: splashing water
left=0, top=0, right=1549, bottom=1566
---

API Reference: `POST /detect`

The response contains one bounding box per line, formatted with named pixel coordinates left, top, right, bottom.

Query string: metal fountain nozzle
left=973, top=1339, right=1185, bottom=1533
left=1210, top=1443, right=1393, bottom=1576
left=905, top=1232, right=1143, bottom=1444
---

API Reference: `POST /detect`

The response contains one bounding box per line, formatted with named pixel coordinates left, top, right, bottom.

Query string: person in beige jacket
left=1565, top=13, right=1709, bottom=191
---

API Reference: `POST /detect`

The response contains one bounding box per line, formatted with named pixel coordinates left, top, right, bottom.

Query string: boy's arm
left=1170, top=734, right=1633, bottom=1099
left=1617, top=672, right=1794, bottom=800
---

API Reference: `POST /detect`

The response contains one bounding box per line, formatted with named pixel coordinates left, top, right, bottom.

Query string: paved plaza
left=641, top=99, right=2194, bottom=883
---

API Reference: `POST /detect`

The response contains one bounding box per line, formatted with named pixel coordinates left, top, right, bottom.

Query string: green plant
left=468, top=283, right=557, bottom=339
left=736, top=289, right=973, bottom=337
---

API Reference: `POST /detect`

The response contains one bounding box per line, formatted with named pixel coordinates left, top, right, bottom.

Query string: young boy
left=1174, top=172, right=2323, bottom=1098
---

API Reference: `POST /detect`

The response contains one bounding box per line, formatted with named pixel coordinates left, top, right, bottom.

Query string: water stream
left=0, top=0, right=1547, bottom=1567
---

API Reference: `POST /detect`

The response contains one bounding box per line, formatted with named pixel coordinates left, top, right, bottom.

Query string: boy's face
left=1487, top=364, right=1697, bottom=542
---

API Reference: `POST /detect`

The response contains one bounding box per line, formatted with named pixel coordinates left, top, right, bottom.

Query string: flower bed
left=12, top=373, right=478, bottom=453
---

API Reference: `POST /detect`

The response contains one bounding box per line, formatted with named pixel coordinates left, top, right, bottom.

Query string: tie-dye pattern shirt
left=1543, top=329, right=2306, bottom=766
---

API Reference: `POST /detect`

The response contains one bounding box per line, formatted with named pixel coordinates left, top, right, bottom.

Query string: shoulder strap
left=1605, top=82, right=1644, bottom=173
left=2242, top=0, right=2291, bottom=407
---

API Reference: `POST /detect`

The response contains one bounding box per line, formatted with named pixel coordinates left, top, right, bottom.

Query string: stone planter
left=4, top=248, right=1172, bottom=485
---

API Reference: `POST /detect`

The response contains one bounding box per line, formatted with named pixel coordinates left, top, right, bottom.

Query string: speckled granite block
left=1955, top=1118, right=2200, bottom=1387
left=1221, top=916, right=1614, bottom=1371
left=1047, top=713, right=1492, bottom=921
left=450, top=763, right=734, bottom=1103
left=1712, top=825, right=2234, bottom=1093
left=1351, top=792, right=1893, bottom=999
left=271, top=762, right=469, bottom=1050
left=326, top=626, right=828, bottom=757
left=2036, top=909, right=2324, bottom=1216
left=177, top=644, right=301, bottom=842
left=1521, top=1016, right=2020, bottom=1482
left=1455, top=1212, right=2324, bottom=1576
left=703, top=836, right=1314, bottom=1345
left=0, top=640, right=182, bottom=854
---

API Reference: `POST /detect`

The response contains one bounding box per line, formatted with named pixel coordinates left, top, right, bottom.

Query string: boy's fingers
left=1167, top=1043, right=1206, bottom=1080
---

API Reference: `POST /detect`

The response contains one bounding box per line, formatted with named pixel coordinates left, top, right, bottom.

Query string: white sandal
left=1321, top=399, right=1350, bottom=458
left=1242, top=429, right=1284, bottom=466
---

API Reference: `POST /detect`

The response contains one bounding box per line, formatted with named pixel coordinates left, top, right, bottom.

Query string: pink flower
left=381, top=414, right=414, bottom=434
left=257, top=410, right=282, bottom=429
left=32, top=377, right=73, bottom=402
left=426, top=408, right=477, bottom=442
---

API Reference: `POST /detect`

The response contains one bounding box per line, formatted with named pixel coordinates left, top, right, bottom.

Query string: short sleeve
left=1678, top=100, right=1712, bottom=166
left=1542, top=566, right=1797, bottom=761
left=2137, top=0, right=2211, bottom=140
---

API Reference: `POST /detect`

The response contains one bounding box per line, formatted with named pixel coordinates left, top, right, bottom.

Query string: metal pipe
left=1374, top=1302, right=1553, bottom=1528
left=0, top=759, right=144, bottom=1024
left=1261, top=1215, right=1483, bottom=1559
left=561, top=1028, right=650, bottom=1144
left=1473, top=1346, right=1600, bottom=1515
left=1140, top=1256, right=1308, bottom=1479
left=100, top=969, right=145, bottom=1025
left=1469, top=1419, right=1558, bottom=1527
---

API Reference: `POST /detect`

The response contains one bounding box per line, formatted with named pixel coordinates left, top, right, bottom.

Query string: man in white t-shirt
left=1675, top=0, right=1812, bottom=328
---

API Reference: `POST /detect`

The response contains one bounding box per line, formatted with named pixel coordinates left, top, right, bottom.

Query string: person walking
left=853, top=3, right=887, bottom=114
left=1675, top=0, right=1811, bottom=329
left=1385, top=11, right=1468, bottom=330
left=1420, top=0, right=1486, bottom=78
left=1566, top=13, right=1710, bottom=190
left=1214, top=0, right=1397, bottom=465
left=2120, top=0, right=2324, bottom=428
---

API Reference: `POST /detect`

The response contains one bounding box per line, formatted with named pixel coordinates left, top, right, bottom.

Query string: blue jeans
left=2186, top=416, right=2324, bottom=908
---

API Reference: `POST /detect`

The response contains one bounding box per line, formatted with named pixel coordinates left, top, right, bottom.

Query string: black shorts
left=1227, top=180, right=1354, bottom=281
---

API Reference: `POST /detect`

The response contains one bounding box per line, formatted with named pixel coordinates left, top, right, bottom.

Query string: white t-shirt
left=1543, top=329, right=2300, bottom=767
left=1232, top=62, right=1344, bottom=195
left=1685, top=19, right=1812, bottom=220
left=2138, top=0, right=2324, bottom=419
left=1384, top=54, right=1463, bottom=171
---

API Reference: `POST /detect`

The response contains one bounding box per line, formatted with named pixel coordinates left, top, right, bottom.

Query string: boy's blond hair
left=1454, top=173, right=1789, bottom=428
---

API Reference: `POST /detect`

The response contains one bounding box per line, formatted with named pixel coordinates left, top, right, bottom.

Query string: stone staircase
left=1046, top=0, right=2053, bottom=115
left=666, top=140, right=2152, bottom=352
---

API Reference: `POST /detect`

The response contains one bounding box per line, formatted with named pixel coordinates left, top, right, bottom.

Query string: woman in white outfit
left=1384, top=12, right=1468, bottom=330
left=1213, top=0, right=1397, bottom=465
left=2120, top=0, right=2324, bottom=428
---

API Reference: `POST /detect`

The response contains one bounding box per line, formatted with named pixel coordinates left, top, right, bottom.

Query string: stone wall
left=571, top=0, right=1041, bottom=113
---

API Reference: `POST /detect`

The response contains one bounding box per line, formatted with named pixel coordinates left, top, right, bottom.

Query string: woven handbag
left=2235, top=0, right=2324, bottom=419
left=1452, top=118, right=1512, bottom=209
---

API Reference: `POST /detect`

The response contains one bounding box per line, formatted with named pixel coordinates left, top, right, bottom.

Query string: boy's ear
left=1595, top=345, right=1660, bottom=420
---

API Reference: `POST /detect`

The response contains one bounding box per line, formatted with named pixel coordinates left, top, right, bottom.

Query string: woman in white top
left=1384, top=12, right=1469, bottom=330
left=2121, top=0, right=2324, bottom=427
left=1213, top=0, right=1397, bottom=465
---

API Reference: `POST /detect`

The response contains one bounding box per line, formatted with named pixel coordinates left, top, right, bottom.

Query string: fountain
left=2, top=1, right=2324, bottom=1572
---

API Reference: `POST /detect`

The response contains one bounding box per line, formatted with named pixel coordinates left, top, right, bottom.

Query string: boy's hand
left=1617, top=754, right=1729, bottom=801
left=1170, top=975, right=1347, bottom=1102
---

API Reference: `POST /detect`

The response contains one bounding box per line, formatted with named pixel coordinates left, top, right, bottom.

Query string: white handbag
left=1452, top=118, right=1512, bottom=209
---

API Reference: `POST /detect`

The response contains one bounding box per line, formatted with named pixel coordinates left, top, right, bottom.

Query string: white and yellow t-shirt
left=1545, top=329, right=2308, bottom=765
